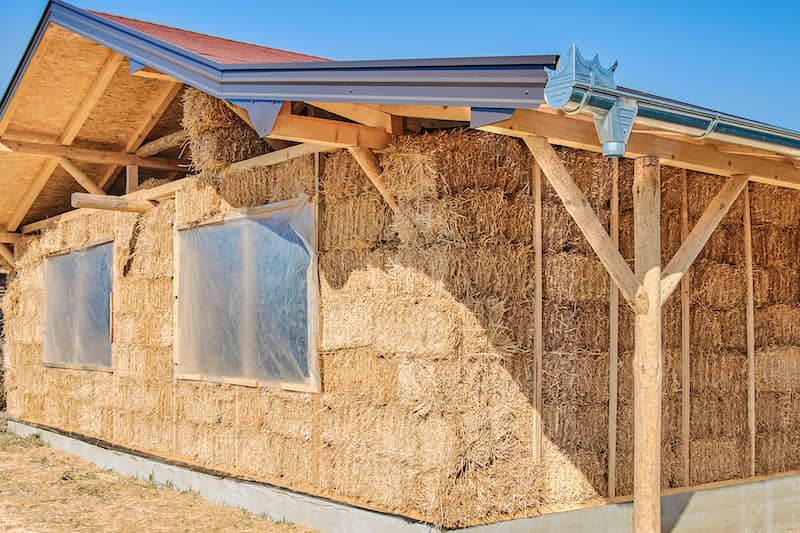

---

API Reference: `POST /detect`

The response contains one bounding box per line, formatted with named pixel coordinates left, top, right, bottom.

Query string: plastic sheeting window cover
left=176, top=200, right=316, bottom=387
left=43, top=242, right=113, bottom=368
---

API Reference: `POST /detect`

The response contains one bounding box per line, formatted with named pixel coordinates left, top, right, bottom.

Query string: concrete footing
left=8, top=420, right=800, bottom=532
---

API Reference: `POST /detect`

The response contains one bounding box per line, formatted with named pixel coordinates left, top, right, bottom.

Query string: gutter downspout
left=545, top=45, right=800, bottom=159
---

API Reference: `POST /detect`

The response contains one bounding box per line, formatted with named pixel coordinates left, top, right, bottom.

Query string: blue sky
left=1, top=0, right=798, bottom=130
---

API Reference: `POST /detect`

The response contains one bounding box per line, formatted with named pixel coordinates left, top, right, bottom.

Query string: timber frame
left=2, top=3, right=800, bottom=532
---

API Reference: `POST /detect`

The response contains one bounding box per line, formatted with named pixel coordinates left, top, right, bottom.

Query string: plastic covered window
left=43, top=242, right=113, bottom=369
left=176, top=197, right=318, bottom=391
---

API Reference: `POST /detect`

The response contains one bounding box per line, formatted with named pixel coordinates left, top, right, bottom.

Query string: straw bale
left=754, top=265, right=800, bottom=307
left=538, top=441, right=605, bottom=505
left=687, top=172, right=745, bottom=224
left=321, top=191, right=393, bottom=251
left=174, top=382, right=237, bottom=468
left=114, top=342, right=173, bottom=379
left=690, top=349, right=747, bottom=394
left=119, top=200, right=174, bottom=279
left=380, top=130, right=531, bottom=203
left=542, top=402, right=607, bottom=454
left=542, top=252, right=608, bottom=303
left=542, top=202, right=608, bottom=255
left=751, top=224, right=800, bottom=266
left=690, top=306, right=747, bottom=351
left=690, top=438, right=748, bottom=484
left=542, top=352, right=608, bottom=405
left=182, top=89, right=268, bottom=173
left=370, top=295, right=466, bottom=355
left=69, top=374, right=114, bottom=441
left=221, top=155, right=315, bottom=205
left=755, top=304, right=800, bottom=346
left=690, top=260, right=751, bottom=310
left=542, top=301, right=609, bottom=353
left=755, top=346, right=800, bottom=391
left=755, top=392, right=800, bottom=432
left=318, top=247, right=392, bottom=293
left=690, top=395, right=747, bottom=438
left=114, top=277, right=173, bottom=311
left=322, top=349, right=398, bottom=405
left=175, top=174, right=229, bottom=225
left=320, top=150, right=374, bottom=203
left=756, top=432, right=800, bottom=475
left=748, top=183, right=800, bottom=227
left=543, top=146, right=612, bottom=208
left=114, top=310, right=173, bottom=347
left=698, top=224, right=744, bottom=264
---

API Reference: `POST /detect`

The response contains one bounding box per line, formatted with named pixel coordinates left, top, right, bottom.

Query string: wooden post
left=126, top=165, right=139, bottom=194
left=347, top=146, right=400, bottom=212
left=633, top=155, right=662, bottom=533
left=743, top=185, right=756, bottom=476
left=56, top=157, right=105, bottom=195
left=608, top=158, right=620, bottom=497
left=680, top=169, right=691, bottom=486
left=532, top=162, right=543, bottom=462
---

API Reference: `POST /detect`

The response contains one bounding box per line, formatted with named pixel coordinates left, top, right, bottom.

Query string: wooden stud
left=608, top=158, right=620, bottom=497
left=226, top=143, right=331, bottom=174
left=347, top=147, right=400, bottom=212
left=125, top=166, right=139, bottom=194
left=7, top=50, right=125, bottom=231
left=743, top=184, right=756, bottom=477
left=523, top=135, right=647, bottom=314
left=0, top=232, right=22, bottom=244
left=632, top=155, right=662, bottom=533
left=362, top=104, right=470, bottom=122
left=661, top=174, right=748, bottom=304
left=680, top=168, right=691, bottom=486
left=56, top=157, right=105, bottom=195
left=1, top=139, right=187, bottom=171
left=482, top=109, right=800, bottom=190
left=135, top=130, right=187, bottom=158
left=0, top=244, right=14, bottom=270
left=532, top=162, right=543, bottom=463
left=71, top=192, right=155, bottom=213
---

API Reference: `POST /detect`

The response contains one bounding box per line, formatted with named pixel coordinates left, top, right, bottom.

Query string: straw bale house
left=0, top=2, right=799, bottom=531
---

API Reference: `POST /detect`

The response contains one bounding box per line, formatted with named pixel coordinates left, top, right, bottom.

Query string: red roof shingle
left=93, top=11, right=327, bottom=65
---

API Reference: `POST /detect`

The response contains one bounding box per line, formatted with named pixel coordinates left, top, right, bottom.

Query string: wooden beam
left=661, top=174, right=748, bottom=304
left=680, top=169, right=691, bottom=486
left=71, top=192, right=155, bottom=213
left=56, top=157, right=105, bottom=195
left=743, top=185, right=756, bottom=477
left=481, top=109, right=800, bottom=190
left=632, top=155, right=662, bottom=533
left=270, top=111, right=391, bottom=150
left=0, top=244, right=14, bottom=270
left=532, top=162, right=543, bottom=463
left=126, top=166, right=139, bottom=194
left=608, top=158, right=620, bottom=497
left=7, top=50, right=125, bottom=231
left=0, top=232, right=21, bottom=244
left=226, top=143, right=330, bottom=174
left=131, top=66, right=178, bottom=82
left=347, top=147, right=400, bottom=212
left=362, top=104, right=470, bottom=122
left=306, top=101, right=401, bottom=133
left=98, top=81, right=183, bottom=189
left=523, top=135, right=647, bottom=314
left=135, top=130, right=187, bottom=157
left=1, top=139, right=187, bottom=171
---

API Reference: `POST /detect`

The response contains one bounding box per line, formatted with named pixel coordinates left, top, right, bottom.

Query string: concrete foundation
left=8, top=420, right=800, bottom=532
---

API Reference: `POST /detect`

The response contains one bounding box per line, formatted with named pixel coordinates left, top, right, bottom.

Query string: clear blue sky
left=1, top=0, right=799, bottom=130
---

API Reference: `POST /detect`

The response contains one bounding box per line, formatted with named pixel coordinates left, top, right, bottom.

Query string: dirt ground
left=0, top=417, right=314, bottom=532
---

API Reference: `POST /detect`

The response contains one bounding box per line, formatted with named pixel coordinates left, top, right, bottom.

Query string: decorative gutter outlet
left=545, top=45, right=638, bottom=158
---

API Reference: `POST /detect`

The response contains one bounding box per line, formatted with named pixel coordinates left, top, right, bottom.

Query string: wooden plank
left=363, top=104, right=470, bottom=122
left=0, top=244, right=15, bottom=269
left=271, top=112, right=391, bottom=150
left=680, top=168, right=691, bottom=486
left=482, top=109, right=800, bottom=190
left=0, top=232, right=21, bottom=244
left=135, top=130, right=187, bottom=157
left=71, top=192, right=155, bottom=213
left=7, top=51, right=126, bottom=231
left=1, top=139, right=187, bottom=170
left=661, top=174, right=748, bottom=304
left=532, top=162, right=543, bottom=463
left=307, top=101, right=395, bottom=130
left=347, top=147, right=400, bottom=212
left=632, top=155, right=662, bottom=533
left=226, top=143, right=330, bottom=174
left=743, top=184, right=756, bottom=477
left=125, top=166, right=139, bottom=194
left=131, top=66, right=178, bottom=82
left=56, top=157, right=106, bottom=195
left=98, top=81, right=183, bottom=190
left=608, top=158, right=620, bottom=497
left=523, top=135, right=647, bottom=313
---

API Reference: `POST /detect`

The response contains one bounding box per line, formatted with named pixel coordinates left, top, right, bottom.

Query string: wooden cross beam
left=71, top=192, right=155, bottom=213
left=0, top=244, right=15, bottom=270
left=0, top=140, right=186, bottom=171
left=135, top=130, right=187, bottom=158
left=56, top=157, right=105, bottom=195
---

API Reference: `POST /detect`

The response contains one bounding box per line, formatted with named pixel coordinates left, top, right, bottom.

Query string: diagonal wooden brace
left=523, top=135, right=648, bottom=314
left=660, top=174, right=748, bottom=305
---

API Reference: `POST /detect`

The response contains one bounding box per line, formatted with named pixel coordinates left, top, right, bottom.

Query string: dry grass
left=0, top=425, right=314, bottom=533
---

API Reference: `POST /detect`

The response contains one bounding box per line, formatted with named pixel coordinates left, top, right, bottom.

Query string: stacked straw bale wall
left=4, top=90, right=800, bottom=527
